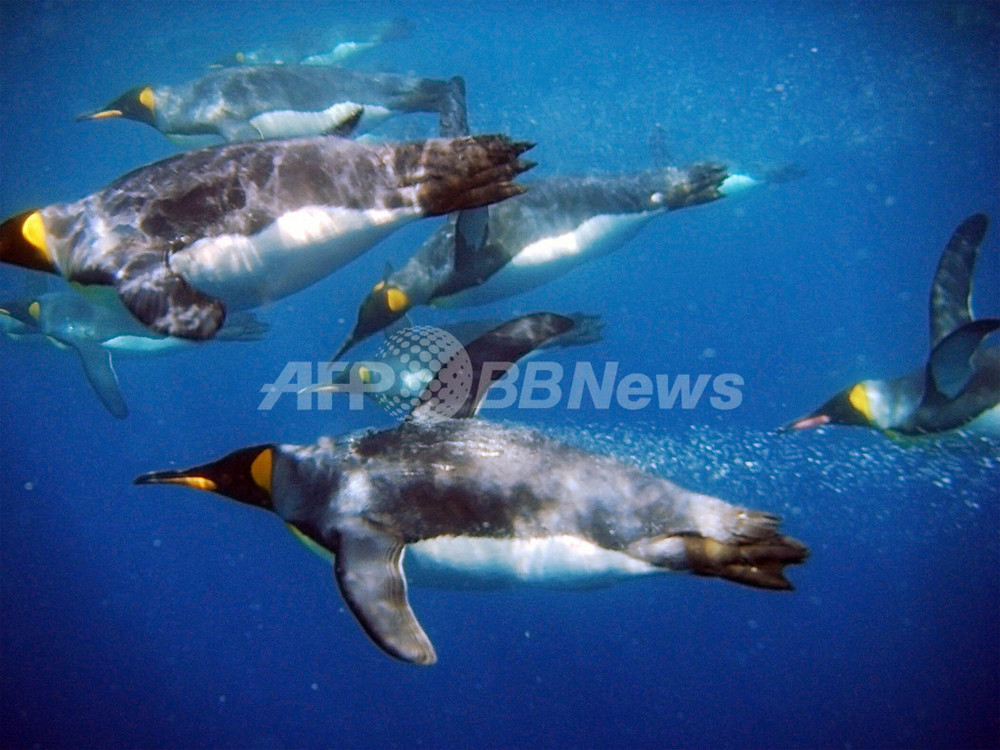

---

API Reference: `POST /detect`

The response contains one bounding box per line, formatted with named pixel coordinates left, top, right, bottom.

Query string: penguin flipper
left=413, top=312, right=575, bottom=420
left=116, top=253, right=225, bottom=340
left=323, top=105, right=364, bottom=137
left=218, top=119, right=264, bottom=142
left=454, top=206, right=490, bottom=267
left=432, top=208, right=512, bottom=298
left=214, top=311, right=269, bottom=341
left=66, top=338, right=128, bottom=418
left=333, top=520, right=436, bottom=665
left=930, top=213, right=988, bottom=347
left=549, top=313, right=605, bottom=347
left=925, top=318, right=1000, bottom=401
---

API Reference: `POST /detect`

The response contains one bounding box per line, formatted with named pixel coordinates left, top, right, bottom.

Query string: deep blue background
left=1, top=1, right=998, bottom=748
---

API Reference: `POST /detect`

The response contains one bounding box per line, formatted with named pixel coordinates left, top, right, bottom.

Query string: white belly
left=964, top=402, right=1000, bottom=437
left=169, top=204, right=418, bottom=309
left=248, top=102, right=390, bottom=138
left=102, top=334, right=189, bottom=355
left=435, top=211, right=657, bottom=307
left=405, top=534, right=658, bottom=590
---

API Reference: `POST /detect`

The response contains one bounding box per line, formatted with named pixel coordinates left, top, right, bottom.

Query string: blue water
left=1, top=1, right=998, bottom=748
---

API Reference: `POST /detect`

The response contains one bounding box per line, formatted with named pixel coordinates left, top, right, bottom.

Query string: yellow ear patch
left=250, top=448, right=273, bottom=493
left=139, top=86, right=155, bottom=111
left=28, top=301, right=41, bottom=321
left=22, top=211, right=49, bottom=255
left=386, top=287, right=409, bottom=313
left=848, top=383, right=872, bottom=421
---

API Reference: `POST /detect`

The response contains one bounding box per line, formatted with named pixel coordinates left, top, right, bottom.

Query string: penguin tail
left=415, top=136, right=534, bottom=216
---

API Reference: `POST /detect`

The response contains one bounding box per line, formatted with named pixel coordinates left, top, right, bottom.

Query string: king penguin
left=210, top=18, right=414, bottom=69
left=0, top=289, right=266, bottom=418
left=135, top=311, right=808, bottom=665
left=312, top=312, right=602, bottom=417
left=77, top=65, right=469, bottom=145
left=784, top=212, right=1000, bottom=437
left=0, top=134, right=532, bottom=340
left=332, top=163, right=758, bottom=357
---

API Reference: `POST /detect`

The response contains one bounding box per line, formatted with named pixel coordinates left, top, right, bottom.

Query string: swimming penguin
left=77, top=65, right=469, bottom=145
left=210, top=18, right=414, bottom=68
left=0, top=134, right=532, bottom=340
left=135, top=312, right=808, bottom=665
left=784, top=212, right=1000, bottom=437
left=311, top=312, right=602, bottom=418
left=0, top=289, right=267, bottom=418
left=332, top=163, right=758, bottom=357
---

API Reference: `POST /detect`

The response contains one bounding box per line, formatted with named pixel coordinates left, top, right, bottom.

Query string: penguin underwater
left=77, top=65, right=469, bottom=145
left=312, top=312, right=603, bottom=415
left=0, top=290, right=266, bottom=418
left=210, top=17, right=414, bottom=69
left=136, top=312, right=808, bottom=665
left=333, top=163, right=759, bottom=357
left=0, top=134, right=532, bottom=339
left=784, top=212, right=1000, bottom=437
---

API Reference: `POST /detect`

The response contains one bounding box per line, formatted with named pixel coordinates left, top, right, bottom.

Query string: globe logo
left=372, top=326, right=474, bottom=420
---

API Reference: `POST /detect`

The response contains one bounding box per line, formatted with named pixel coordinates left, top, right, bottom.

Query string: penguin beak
left=134, top=468, right=220, bottom=492
left=75, top=108, right=123, bottom=121
left=779, top=413, right=831, bottom=432
left=330, top=335, right=356, bottom=363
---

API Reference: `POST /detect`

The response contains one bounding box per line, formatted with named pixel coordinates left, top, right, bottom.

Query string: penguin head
left=783, top=381, right=881, bottom=431
left=77, top=86, right=156, bottom=127
left=334, top=280, right=411, bottom=360
left=0, top=297, right=41, bottom=325
left=0, top=298, right=43, bottom=337
left=135, top=445, right=276, bottom=510
left=0, top=210, right=59, bottom=274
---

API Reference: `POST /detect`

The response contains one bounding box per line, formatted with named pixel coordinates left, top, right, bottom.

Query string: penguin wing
left=412, top=311, right=575, bottom=420
left=929, top=213, right=988, bottom=348
left=431, top=207, right=514, bottom=298
left=214, top=310, right=269, bottom=341
left=115, top=251, right=226, bottom=340
left=924, top=318, right=1000, bottom=402
left=65, top=338, right=129, bottom=418
left=333, top=519, right=436, bottom=665
left=217, top=119, right=266, bottom=142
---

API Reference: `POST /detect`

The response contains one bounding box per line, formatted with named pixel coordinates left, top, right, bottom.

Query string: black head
left=333, top=280, right=411, bottom=360
left=134, top=445, right=276, bottom=509
left=77, top=86, right=156, bottom=127
left=782, top=383, right=875, bottom=431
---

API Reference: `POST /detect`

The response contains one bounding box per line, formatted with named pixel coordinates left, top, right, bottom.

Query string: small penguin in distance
left=77, top=65, right=469, bottom=145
